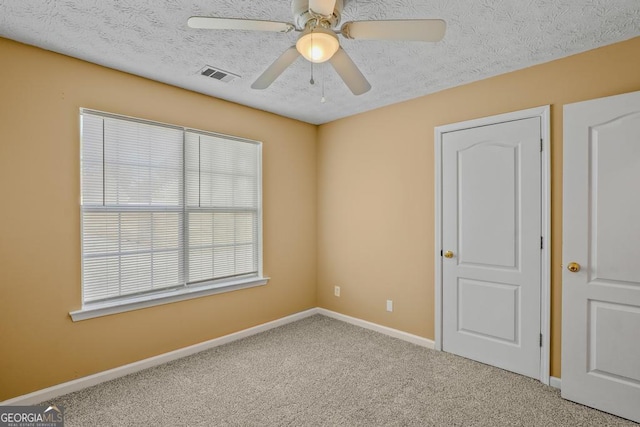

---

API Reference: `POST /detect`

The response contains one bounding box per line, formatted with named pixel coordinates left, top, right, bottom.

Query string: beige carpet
left=45, top=315, right=636, bottom=426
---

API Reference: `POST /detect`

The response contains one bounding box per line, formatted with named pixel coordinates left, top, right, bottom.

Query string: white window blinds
left=80, top=110, right=262, bottom=305
left=185, top=132, right=261, bottom=284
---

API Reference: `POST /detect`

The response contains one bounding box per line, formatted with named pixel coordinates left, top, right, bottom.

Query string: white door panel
left=442, top=117, right=541, bottom=379
left=591, top=112, right=640, bottom=284
left=458, top=142, right=517, bottom=268
left=458, top=278, right=518, bottom=342
left=589, top=301, right=640, bottom=382
left=562, top=90, right=640, bottom=423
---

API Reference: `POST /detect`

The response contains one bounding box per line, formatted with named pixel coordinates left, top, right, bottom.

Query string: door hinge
left=540, top=333, right=543, bottom=347
left=540, top=236, right=543, bottom=250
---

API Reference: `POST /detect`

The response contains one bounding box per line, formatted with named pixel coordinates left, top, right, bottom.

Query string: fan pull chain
left=309, top=32, right=315, bottom=85
left=321, top=64, right=326, bottom=103
left=310, top=61, right=315, bottom=85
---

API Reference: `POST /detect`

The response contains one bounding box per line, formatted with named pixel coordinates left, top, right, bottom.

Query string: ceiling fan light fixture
left=296, top=26, right=339, bottom=63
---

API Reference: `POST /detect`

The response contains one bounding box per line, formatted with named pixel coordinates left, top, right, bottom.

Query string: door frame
left=434, top=105, right=551, bottom=385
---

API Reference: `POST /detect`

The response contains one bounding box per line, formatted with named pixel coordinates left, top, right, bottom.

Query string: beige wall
left=0, top=38, right=317, bottom=400
left=317, top=36, right=640, bottom=378
left=2, top=35, right=639, bottom=401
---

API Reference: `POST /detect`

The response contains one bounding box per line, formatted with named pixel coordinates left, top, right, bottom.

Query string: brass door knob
left=444, top=251, right=454, bottom=258
left=567, top=262, right=581, bottom=273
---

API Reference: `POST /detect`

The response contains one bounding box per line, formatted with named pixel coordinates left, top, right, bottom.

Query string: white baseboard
left=2, top=308, right=435, bottom=405
left=317, top=308, right=435, bottom=349
left=1, top=308, right=319, bottom=406
left=550, top=376, right=561, bottom=389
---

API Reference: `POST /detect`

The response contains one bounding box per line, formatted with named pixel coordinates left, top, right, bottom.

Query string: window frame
left=71, top=109, right=267, bottom=322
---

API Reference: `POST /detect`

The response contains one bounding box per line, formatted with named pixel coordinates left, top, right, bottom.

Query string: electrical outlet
left=334, top=286, right=341, bottom=297
left=386, top=300, right=393, bottom=312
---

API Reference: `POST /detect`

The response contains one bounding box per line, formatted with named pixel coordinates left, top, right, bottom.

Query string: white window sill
left=69, top=277, right=269, bottom=322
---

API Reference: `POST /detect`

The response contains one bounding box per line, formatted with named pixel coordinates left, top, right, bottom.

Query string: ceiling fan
left=188, top=0, right=445, bottom=95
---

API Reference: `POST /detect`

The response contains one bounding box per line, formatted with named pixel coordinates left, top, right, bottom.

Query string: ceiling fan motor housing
left=292, top=0, right=344, bottom=29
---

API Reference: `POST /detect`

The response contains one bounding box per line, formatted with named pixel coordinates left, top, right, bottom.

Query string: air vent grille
left=199, top=66, right=240, bottom=83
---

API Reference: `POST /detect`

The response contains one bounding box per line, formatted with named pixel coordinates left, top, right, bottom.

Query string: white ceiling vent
left=199, top=65, right=240, bottom=83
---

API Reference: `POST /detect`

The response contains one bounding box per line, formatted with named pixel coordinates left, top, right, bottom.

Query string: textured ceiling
left=1, top=0, right=639, bottom=124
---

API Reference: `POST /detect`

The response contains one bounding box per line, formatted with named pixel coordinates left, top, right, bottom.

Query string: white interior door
left=441, top=117, right=542, bottom=379
left=562, top=90, right=640, bottom=423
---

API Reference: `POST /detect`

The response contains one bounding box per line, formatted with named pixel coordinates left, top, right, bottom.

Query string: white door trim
left=434, top=105, right=551, bottom=385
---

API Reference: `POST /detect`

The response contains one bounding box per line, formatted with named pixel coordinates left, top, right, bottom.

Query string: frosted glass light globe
left=296, top=27, right=339, bottom=63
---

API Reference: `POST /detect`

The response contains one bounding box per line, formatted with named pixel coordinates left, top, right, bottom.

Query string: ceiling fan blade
left=188, top=17, right=294, bottom=33
left=252, top=46, right=301, bottom=90
left=328, top=48, right=371, bottom=96
left=309, top=0, right=337, bottom=16
left=341, top=19, right=446, bottom=41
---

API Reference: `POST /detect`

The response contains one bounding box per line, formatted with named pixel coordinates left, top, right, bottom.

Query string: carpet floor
left=45, top=315, right=636, bottom=426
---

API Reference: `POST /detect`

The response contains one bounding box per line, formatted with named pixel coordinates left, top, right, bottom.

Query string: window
left=74, top=109, right=265, bottom=320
